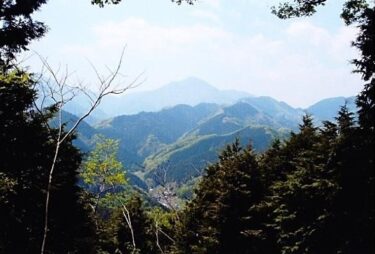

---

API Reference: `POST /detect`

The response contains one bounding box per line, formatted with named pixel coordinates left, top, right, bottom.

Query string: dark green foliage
left=0, top=0, right=373, bottom=252
left=117, top=195, right=156, bottom=253
left=351, top=5, right=375, bottom=81
left=270, top=2, right=375, bottom=251
left=0, top=70, right=96, bottom=253
left=0, top=1, right=98, bottom=251
left=355, top=6, right=375, bottom=140
left=91, top=0, right=122, bottom=7
left=175, top=107, right=373, bottom=253
left=341, top=0, right=371, bottom=24
left=269, top=116, right=337, bottom=253
left=351, top=5, right=374, bottom=144
left=175, top=140, right=276, bottom=254
left=327, top=106, right=374, bottom=253
left=272, top=0, right=327, bottom=18
left=0, top=0, right=47, bottom=68
left=97, top=194, right=161, bottom=253
left=256, top=110, right=373, bottom=253
left=91, top=0, right=196, bottom=8
left=272, top=0, right=370, bottom=24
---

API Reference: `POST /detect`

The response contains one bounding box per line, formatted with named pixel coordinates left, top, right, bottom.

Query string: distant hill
left=49, top=110, right=97, bottom=151
left=52, top=111, right=147, bottom=190
left=60, top=77, right=357, bottom=188
left=93, top=100, right=297, bottom=183
left=95, top=103, right=221, bottom=171
left=240, top=96, right=304, bottom=129
left=144, top=126, right=281, bottom=183
left=63, top=99, right=109, bottom=125
left=305, top=96, right=357, bottom=122
left=97, top=77, right=252, bottom=116
left=62, top=77, right=356, bottom=126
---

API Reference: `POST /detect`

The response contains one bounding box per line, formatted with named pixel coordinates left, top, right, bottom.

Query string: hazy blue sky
left=25, top=0, right=363, bottom=107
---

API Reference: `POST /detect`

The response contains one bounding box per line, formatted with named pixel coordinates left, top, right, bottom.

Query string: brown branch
left=38, top=47, right=142, bottom=254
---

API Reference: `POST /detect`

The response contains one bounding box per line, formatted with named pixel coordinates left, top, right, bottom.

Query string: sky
left=25, top=0, right=364, bottom=108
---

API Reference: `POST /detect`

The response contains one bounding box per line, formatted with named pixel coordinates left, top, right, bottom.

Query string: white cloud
left=286, top=20, right=357, bottom=59
left=190, top=9, right=220, bottom=23
left=56, top=17, right=361, bottom=107
left=287, top=20, right=331, bottom=46
left=203, top=0, right=221, bottom=9
left=89, top=17, right=228, bottom=53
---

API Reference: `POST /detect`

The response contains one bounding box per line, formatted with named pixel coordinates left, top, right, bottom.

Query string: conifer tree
left=326, top=105, right=374, bottom=253
left=176, top=140, right=270, bottom=254
left=273, top=1, right=374, bottom=252
left=269, top=115, right=338, bottom=254
left=0, top=70, right=96, bottom=253
left=0, top=0, right=47, bottom=68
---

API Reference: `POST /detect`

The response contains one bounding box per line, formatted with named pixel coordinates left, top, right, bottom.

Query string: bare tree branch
left=155, top=221, right=165, bottom=254
left=122, top=204, right=137, bottom=253
left=154, top=216, right=176, bottom=253
left=37, top=47, right=143, bottom=254
left=158, top=227, right=175, bottom=243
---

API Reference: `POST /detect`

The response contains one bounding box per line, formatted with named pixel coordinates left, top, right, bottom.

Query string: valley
left=61, top=78, right=356, bottom=197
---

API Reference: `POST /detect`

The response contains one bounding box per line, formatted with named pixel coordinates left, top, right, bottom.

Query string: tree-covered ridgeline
left=172, top=1, right=374, bottom=253
left=174, top=110, right=373, bottom=253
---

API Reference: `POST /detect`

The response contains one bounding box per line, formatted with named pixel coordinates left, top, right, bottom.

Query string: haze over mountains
left=65, top=77, right=356, bottom=123
left=97, top=77, right=252, bottom=116
left=61, top=77, right=356, bottom=190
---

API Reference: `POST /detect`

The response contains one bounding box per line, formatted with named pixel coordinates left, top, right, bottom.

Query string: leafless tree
left=34, top=48, right=143, bottom=254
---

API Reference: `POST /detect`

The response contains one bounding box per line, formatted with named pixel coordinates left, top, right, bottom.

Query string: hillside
left=240, top=96, right=304, bottom=128
left=63, top=80, right=356, bottom=189
left=93, top=100, right=296, bottom=182
left=305, top=96, right=356, bottom=122
left=95, top=103, right=220, bottom=170
left=144, top=126, right=281, bottom=183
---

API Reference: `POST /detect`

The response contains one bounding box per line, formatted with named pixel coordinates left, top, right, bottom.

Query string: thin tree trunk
left=40, top=141, right=61, bottom=253
left=37, top=48, right=140, bottom=254
left=121, top=204, right=137, bottom=253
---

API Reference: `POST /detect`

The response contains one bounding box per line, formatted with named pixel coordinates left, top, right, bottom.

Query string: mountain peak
left=161, top=77, right=219, bottom=92
left=97, top=77, right=250, bottom=116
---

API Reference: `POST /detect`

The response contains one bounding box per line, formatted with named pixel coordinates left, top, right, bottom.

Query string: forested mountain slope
left=69, top=94, right=355, bottom=187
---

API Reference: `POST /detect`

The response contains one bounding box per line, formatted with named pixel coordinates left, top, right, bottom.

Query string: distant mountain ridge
left=96, top=101, right=288, bottom=181
left=62, top=77, right=356, bottom=125
left=95, top=103, right=221, bottom=170
left=305, top=96, right=356, bottom=122
left=61, top=77, right=357, bottom=189
left=69, top=96, right=355, bottom=188
left=96, top=77, right=252, bottom=116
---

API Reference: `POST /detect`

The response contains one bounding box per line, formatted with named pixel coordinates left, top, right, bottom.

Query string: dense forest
left=0, top=0, right=374, bottom=253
